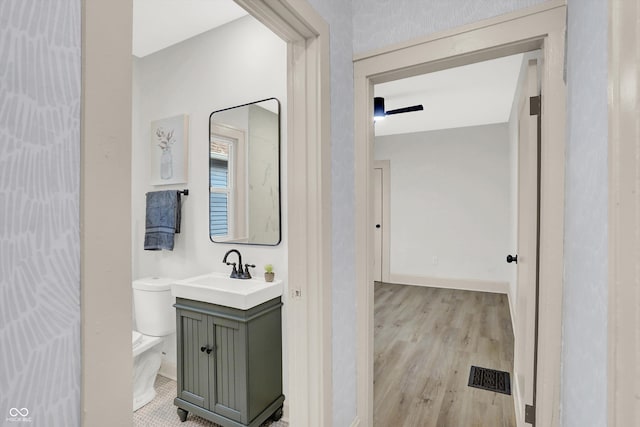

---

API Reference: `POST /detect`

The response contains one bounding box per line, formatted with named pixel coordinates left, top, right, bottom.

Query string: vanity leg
left=271, top=406, right=283, bottom=421
left=177, top=407, right=188, bottom=422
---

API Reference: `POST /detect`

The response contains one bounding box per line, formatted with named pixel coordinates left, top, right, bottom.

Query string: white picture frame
left=150, top=114, right=189, bottom=185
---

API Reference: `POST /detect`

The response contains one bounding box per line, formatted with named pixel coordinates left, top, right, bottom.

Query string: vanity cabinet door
left=174, top=297, right=284, bottom=426
left=208, top=316, right=247, bottom=423
left=176, top=309, right=210, bottom=408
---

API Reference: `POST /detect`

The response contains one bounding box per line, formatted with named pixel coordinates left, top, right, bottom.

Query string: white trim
left=81, top=0, right=134, bottom=424
left=281, top=402, right=290, bottom=423
left=388, top=274, right=509, bottom=295
left=513, top=375, right=525, bottom=427
left=350, top=416, right=361, bottom=427
left=233, top=1, right=333, bottom=426
left=210, top=123, right=247, bottom=241
left=354, top=3, right=566, bottom=427
left=373, top=160, right=390, bottom=283
left=608, top=0, right=640, bottom=425
left=158, top=362, right=177, bottom=382
left=508, top=285, right=517, bottom=349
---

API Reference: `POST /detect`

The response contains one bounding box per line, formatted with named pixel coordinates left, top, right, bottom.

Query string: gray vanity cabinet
left=174, top=297, right=284, bottom=427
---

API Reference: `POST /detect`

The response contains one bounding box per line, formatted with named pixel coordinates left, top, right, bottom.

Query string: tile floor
left=133, top=375, right=287, bottom=427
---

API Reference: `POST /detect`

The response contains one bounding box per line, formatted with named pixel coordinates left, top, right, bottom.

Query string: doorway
left=81, top=1, right=332, bottom=426
left=354, top=3, right=566, bottom=426
left=371, top=51, right=538, bottom=426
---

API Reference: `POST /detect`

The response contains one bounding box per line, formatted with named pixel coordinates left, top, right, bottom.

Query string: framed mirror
left=209, top=98, right=281, bottom=245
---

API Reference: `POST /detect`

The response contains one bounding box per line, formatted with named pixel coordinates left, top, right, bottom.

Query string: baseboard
left=512, top=375, right=525, bottom=427
left=159, top=361, right=177, bottom=381
left=389, top=274, right=510, bottom=295
left=350, top=416, right=361, bottom=427
left=508, top=287, right=517, bottom=336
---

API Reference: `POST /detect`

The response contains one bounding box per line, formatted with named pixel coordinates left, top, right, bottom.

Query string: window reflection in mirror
left=209, top=98, right=281, bottom=245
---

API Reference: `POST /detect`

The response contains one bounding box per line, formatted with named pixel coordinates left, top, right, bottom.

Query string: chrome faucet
left=222, top=249, right=255, bottom=279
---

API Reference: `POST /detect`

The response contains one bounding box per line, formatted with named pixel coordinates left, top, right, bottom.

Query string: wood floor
left=374, top=282, right=516, bottom=427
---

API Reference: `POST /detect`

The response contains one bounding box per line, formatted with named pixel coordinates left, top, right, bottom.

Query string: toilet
left=132, top=277, right=175, bottom=411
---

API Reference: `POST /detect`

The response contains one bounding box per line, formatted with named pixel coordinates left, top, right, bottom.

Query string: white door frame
left=354, top=2, right=567, bottom=426
left=607, top=0, right=640, bottom=425
left=373, top=160, right=390, bottom=283
left=81, top=1, right=332, bottom=426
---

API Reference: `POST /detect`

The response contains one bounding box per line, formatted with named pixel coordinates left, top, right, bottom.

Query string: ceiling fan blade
left=385, top=105, right=424, bottom=115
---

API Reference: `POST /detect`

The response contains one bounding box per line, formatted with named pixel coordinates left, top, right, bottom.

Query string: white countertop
left=171, top=272, right=283, bottom=310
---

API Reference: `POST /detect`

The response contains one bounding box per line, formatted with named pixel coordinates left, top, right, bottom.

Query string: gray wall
left=306, top=1, right=357, bottom=425
left=352, top=0, right=548, bottom=54
left=562, top=1, right=608, bottom=426
left=0, top=0, right=81, bottom=425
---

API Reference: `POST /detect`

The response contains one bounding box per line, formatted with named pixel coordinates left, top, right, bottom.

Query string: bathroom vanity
left=172, top=274, right=284, bottom=426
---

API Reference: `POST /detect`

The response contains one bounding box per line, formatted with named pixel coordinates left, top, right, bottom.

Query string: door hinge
left=525, top=404, right=535, bottom=425
left=529, top=95, right=541, bottom=116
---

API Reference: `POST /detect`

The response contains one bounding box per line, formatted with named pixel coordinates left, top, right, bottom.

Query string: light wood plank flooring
left=374, top=282, right=516, bottom=427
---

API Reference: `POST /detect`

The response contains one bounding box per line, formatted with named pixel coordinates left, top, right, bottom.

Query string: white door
left=373, top=167, right=383, bottom=282
left=513, top=58, right=539, bottom=426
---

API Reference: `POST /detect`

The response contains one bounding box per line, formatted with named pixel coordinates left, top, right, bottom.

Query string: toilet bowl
left=132, top=277, right=175, bottom=412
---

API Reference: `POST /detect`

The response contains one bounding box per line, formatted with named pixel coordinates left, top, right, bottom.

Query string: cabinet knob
left=200, top=345, right=214, bottom=355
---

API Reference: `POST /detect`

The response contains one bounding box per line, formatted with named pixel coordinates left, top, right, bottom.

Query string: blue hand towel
left=144, top=190, right=182, bottom=251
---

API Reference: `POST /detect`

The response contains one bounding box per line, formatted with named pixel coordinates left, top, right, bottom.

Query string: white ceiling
left=374, top=53, right=524, bottom=136
left=133, top=3, right=524, bottom=135
left=132, top=0, right=248, bottom=57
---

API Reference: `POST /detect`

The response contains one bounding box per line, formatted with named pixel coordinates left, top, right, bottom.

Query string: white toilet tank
left=133, top=277, right=176, bottom=337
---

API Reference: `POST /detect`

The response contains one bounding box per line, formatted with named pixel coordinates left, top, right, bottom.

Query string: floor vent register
left=468, top=365, right=511, bottom=395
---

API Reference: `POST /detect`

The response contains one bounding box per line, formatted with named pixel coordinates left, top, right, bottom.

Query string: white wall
left=375, top=124, right=512, bottom=285
left=132, top=15, right=286, bottom=285
left=131, top=15, right=287, bottom=385
left=562, top=1, right=608, bottom=425
left=0, top=0, right=81, bottom=425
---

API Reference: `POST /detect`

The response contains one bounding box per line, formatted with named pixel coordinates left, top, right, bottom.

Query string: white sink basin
left=171, top=272, right=283, bottom=310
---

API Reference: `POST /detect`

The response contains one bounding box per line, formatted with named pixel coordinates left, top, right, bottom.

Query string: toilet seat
left=132, top=331, right=163, bottom=358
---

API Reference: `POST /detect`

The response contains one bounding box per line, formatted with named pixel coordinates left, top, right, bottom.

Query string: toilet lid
left=132, top=330, right=143, bottom=349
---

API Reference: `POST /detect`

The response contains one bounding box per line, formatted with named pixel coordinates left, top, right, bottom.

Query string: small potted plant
left=264, top=264, right=275, bottom=282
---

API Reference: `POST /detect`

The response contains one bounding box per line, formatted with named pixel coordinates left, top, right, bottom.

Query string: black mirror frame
left=208, top=97, right=282, bottom=246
